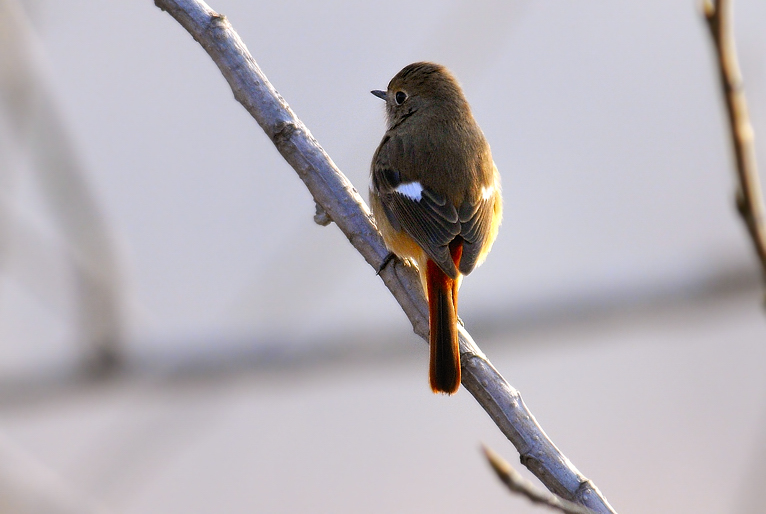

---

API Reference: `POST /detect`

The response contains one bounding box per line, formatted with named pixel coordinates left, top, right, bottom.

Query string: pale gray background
left=0, top=0, right=764, bottom=512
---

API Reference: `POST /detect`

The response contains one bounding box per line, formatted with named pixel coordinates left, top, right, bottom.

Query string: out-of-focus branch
left=0, top=0, right=123, bottom=372
left=704, top=0, right=766, bottom=296
left=483, top=446, right=596, bottom=514
left=153, top=1, right=616, bottom=512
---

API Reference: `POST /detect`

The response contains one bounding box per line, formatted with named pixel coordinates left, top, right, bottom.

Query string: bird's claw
left=376, top=252, right=396, bottom=275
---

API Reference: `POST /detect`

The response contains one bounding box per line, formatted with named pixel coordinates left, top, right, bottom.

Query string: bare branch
left=153, top=1, right=616, bottom=512
left=483, top=445, right=596, bottom=514
left=704, top=0, right=766, bottom=296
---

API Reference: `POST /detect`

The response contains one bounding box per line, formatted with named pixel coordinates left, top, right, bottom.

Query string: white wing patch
left=395, top=181, right=423, bottom=202
left=481, top=184, right=495, bottom=201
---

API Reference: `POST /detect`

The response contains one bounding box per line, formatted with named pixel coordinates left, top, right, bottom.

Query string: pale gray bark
left=483, top=445, right=596, bottom=514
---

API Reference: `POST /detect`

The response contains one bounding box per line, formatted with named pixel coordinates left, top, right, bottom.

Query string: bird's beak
left=371, top=90, right=387, bottom=100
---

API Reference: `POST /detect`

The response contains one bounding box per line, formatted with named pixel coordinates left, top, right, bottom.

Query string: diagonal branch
left=153, top=1, right=616, bottom=512
left=704, top=0, right=766, bottom=295
left=483, top=445, right=596, bottom=514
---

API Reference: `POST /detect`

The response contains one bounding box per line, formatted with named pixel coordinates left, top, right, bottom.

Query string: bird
left=369, top=62, right=502, bottom=395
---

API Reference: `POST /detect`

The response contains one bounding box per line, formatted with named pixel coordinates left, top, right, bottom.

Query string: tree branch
left=483, top=445, right=596, bottom=514
left=704, top=0, right=766, bottom=296
left=153, top=1, right=616, bottom=511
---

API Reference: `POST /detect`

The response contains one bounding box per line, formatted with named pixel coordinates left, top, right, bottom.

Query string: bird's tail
left=425, top=241, right=463, bottom=394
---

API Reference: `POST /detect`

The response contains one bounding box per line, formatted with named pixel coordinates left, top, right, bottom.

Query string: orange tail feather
left=425, top=241, right=463, bottom=395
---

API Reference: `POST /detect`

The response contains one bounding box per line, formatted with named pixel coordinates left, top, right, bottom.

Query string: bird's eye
left=394, top=91, right=407, bottom=105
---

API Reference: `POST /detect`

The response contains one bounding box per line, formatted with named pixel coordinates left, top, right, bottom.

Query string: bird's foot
left=376, top=252, right=396, bottom=275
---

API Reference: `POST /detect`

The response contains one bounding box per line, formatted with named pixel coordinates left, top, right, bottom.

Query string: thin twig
left=704, top=0, right=766, bottom=296
left=483, top=445, right=596, bottom=514
left=153, top=1, right=616, bottom=512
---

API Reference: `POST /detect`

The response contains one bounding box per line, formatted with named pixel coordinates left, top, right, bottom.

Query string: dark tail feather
left=426, top=240, right=463, bottom=394
left=426, top=259, right=459, bottom=394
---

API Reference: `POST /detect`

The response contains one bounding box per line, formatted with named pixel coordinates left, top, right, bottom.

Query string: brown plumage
left=370, top=62, right=502, bottom=395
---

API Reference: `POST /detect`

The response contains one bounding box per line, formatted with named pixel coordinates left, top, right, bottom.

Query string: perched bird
left=370, top=62, right=502, bottom=394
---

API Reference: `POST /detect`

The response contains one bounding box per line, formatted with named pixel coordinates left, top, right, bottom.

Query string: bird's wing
left=457, top=193, right=496, bottom=275
left=372, top=137, right=460, bottom=278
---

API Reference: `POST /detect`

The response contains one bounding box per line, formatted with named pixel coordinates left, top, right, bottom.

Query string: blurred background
left=0, top=0, right=764, bottom=512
